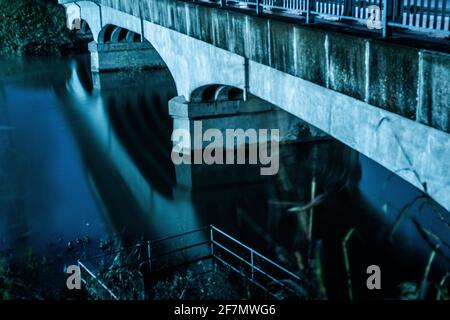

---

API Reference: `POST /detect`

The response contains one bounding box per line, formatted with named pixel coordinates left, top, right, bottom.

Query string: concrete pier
left=168, top=95, right=327, bottom=188
left=168, top=95, right=327, bottom=154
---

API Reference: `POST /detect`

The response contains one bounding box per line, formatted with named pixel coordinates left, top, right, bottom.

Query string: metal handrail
left=150, top=226, right=210, bottom=245
left=213, top=254, right=281, bottom=298
left=210, top=225, right=302, bottom=281
left=210, top=225, right=302, bottom=299
left=78, top=225, right=302, bottom=300
left=78, top=260, right=119, bottom=300
left=150, top=240, right=211, bottom=260
left=62, top=0, right=449, bottom=37
left=192, top=0, right=449, bottom=36
left=81, top=243, right=144, bottom=262
left=211, top=240, right=252, bottom=265
left=211, top=239, right=290, bottom=287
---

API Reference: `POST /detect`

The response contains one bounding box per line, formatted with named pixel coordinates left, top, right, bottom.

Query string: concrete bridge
left=60, top=0, right=450, bottom=210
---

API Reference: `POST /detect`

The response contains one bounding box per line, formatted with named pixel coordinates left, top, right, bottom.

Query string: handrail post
left=250, top=250, right=255, bottom=281
left=210, top=226, right=214, bottom=257
left=221, top=0, right=225, bottom=7
left=147, top=240, right=152, bottom=271
left=306, top=0, right=313, bottom=23
left=256, top=0, right=260, bottom=15
left=77, top=259, right=82, bottom=284
left=382, top=0, right=391, bottom=37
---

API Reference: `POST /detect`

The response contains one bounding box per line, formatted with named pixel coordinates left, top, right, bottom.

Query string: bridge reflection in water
left=58, top=55, right=449, bottom=298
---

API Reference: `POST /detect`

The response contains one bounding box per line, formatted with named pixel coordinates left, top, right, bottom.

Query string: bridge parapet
left=76, top=0, right=449, bottom=133
left=59, top=0, right=450, bottom=210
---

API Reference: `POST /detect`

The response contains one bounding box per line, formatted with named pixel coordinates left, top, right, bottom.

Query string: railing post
left=77, top=260, right=82, bottom=285
left=382, top=0, right=392, bottom=37
left=250, top=250, right=255, bottom=281
left=256, top=0, right=260, bottom=15
left=210, top=226, right=214, bottom=257
left=306, top=0, right=313, bottom=23
left=147, top=240, right=152, bottom=271
left=221, top=0, right=226, bottom=7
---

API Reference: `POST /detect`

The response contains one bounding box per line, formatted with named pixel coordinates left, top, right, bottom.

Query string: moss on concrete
left=368, top=41, right=419, bottom=120
left=328, top=34, right=366, bottom=101
left=418, top=51, right=450, bottom=133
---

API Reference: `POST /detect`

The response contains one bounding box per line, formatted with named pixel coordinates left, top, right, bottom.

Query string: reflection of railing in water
left=78, top=225, right=303, bottom=300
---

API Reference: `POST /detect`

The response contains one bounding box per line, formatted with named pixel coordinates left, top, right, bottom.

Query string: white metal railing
left=191, top=0, right=449, bottom=35
left=77, top=225, right=303, bottom=300
left=62, top=0, right=450, bottom=37
left=210, top=225, right=302, bottom=299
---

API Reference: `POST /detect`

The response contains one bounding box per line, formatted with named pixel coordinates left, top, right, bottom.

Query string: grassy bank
left=0, top=0, right=78, bottom=55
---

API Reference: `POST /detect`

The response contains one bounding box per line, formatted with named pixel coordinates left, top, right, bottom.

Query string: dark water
left=0, top=55, right=448, bottom=299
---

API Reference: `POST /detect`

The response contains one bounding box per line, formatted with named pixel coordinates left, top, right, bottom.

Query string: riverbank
left=0, top=0, right=85, bottom=56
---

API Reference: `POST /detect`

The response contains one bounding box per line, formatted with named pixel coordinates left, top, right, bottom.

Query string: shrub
left=0, top=0, right=74, bottom=55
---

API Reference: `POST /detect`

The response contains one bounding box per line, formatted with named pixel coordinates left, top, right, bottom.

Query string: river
left=0, top=54, right=448, bottom=300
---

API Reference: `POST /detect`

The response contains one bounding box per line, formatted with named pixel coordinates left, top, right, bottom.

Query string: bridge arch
left=98, top=24, right=142, bottom=44
left=70, top=2, right=246, bottom=102
left=190, top=85, right=244, bottom=103
left=63, top=1, right=102, bottom=42
left=71, top=19, right=94, bottom=43
left=79, top=20, right=92, bottom=35
left=141, top=21, right=246, bottom=102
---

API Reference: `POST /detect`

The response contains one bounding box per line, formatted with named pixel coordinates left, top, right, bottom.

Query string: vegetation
left=0, top=258, right=29, bottom=300
left=86, top=255, right=268, bottom=300
left=0, top=0, right=75, bottom=55
left=0, top=253, right=44, bottom=299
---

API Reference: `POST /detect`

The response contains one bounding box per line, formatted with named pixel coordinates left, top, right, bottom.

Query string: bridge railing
left=221, top=0, right=449, bottom=36
left=77, top=225, right=303, bottom=300
left=59, top=0, right=450, bottom=37
left=210, top=225, right=303, bottom=299
left=61, top=0, right=449, bottom=37
left=386, top=0, right=449, bottom=34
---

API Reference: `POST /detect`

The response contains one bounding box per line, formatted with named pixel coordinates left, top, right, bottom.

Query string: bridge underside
left=62, top=0, right=450, bottom=210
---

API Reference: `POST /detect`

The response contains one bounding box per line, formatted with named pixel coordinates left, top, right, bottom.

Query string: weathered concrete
left=417, top=50, right=450, bottom=132
left=88, top=41, right=166, bottom=72
left=168, top=95, right=325, bottom=153
left=59, top=0, right=450, bottom=210
left=367, top=42, right=419, bottom=120
left=248, top=59, right=450, bottom=208
left=169, top=94, right=328, bottom=188
left=90, top=0, right=450, bottom=133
